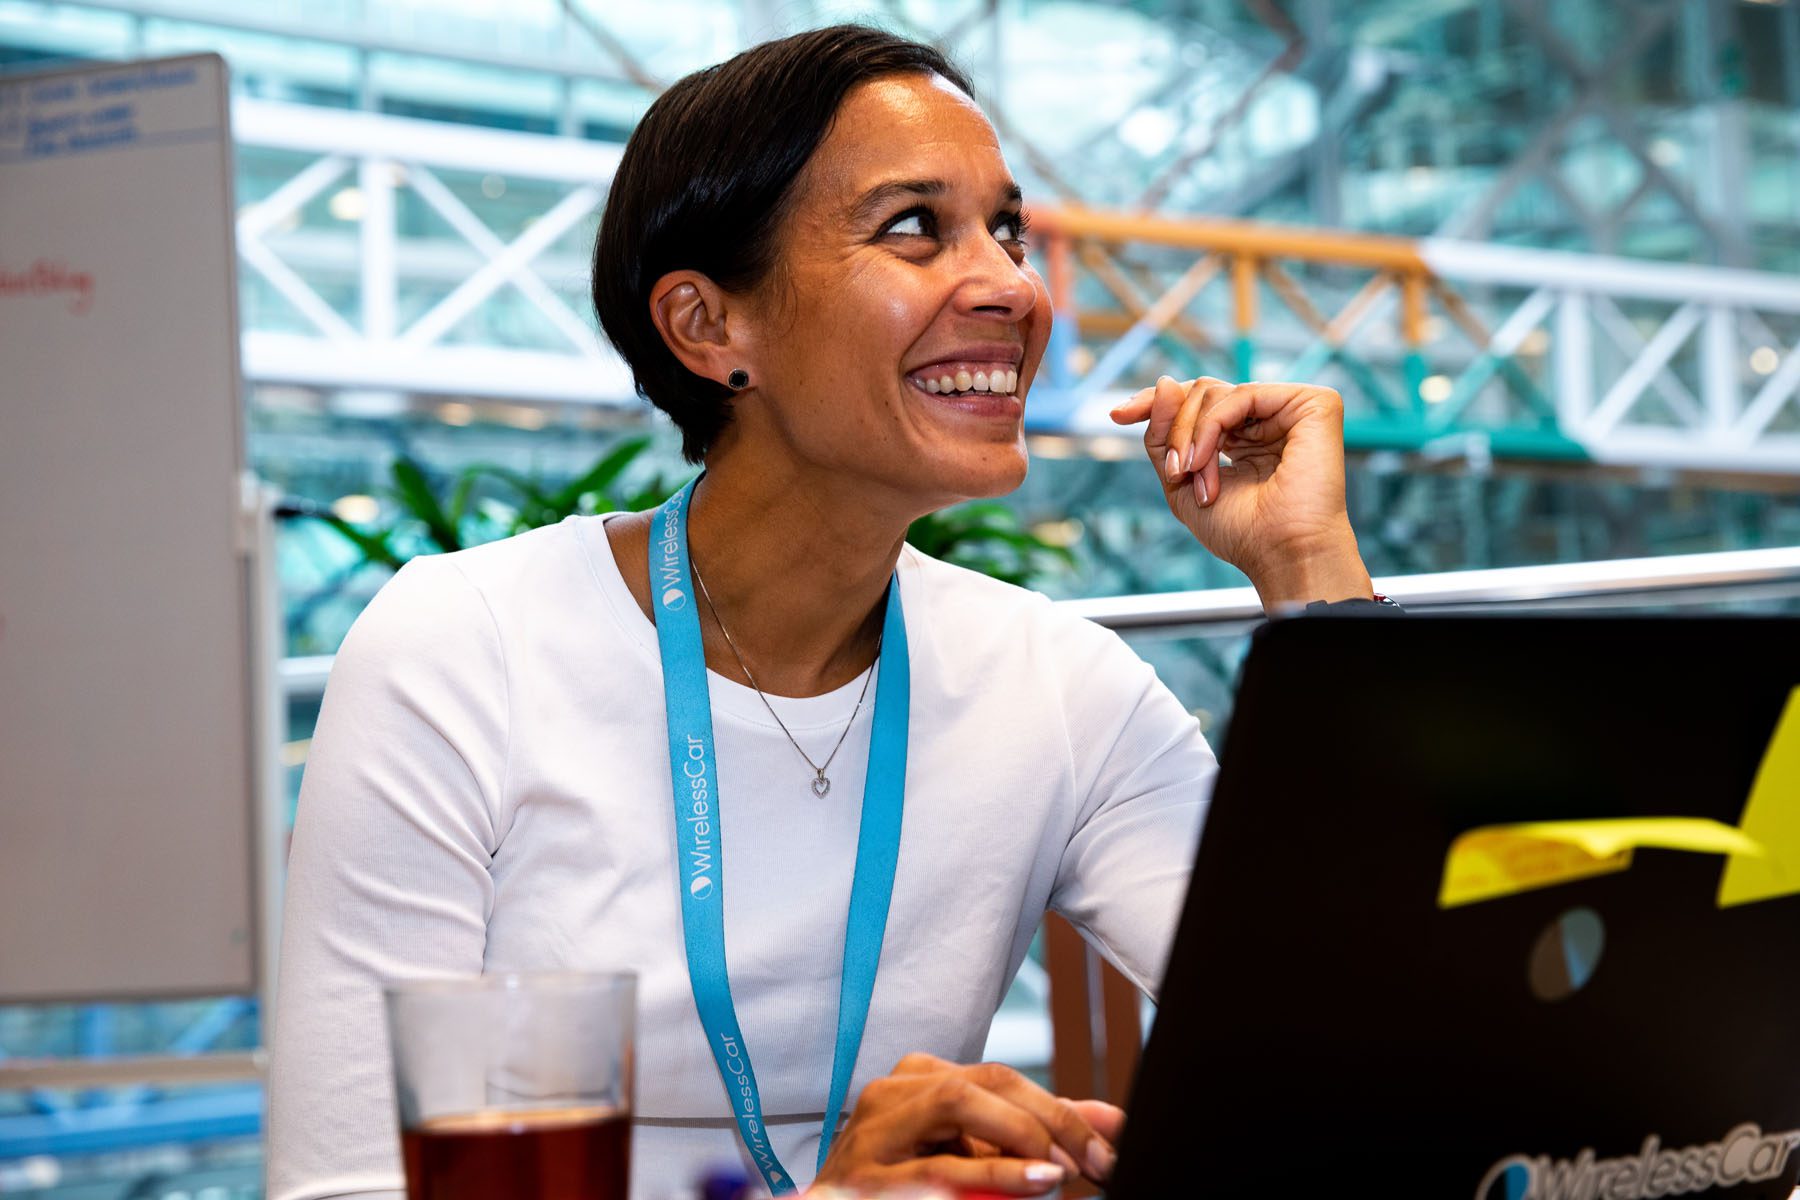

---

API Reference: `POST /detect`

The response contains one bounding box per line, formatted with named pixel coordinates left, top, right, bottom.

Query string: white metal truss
left=233, top=98, right=633, bottom=405
left=1419, top=238, right=1800, bottom=472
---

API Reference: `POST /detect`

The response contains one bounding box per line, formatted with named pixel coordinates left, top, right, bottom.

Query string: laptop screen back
left=1112, top=616, right=1800, bottom=1200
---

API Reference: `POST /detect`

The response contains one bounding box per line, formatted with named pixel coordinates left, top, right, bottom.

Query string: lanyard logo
left=680, top=735, right=716, bottom=901
left=657, top=491, right=689, bottom=613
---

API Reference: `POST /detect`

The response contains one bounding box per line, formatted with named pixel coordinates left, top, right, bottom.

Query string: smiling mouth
left=905, top=363, right=1020, bottom=397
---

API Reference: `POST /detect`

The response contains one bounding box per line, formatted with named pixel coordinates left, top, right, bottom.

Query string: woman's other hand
left=1109, top=376, right=1373, bottom=607
left=813, top=1053, right=1121, bottom=1196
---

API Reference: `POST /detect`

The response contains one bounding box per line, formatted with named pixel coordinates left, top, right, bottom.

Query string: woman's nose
left=954, top=236, right=1038, bottom=321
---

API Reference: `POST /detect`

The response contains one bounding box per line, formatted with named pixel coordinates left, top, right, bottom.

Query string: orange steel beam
left=1070, top=311, right=1134, bottom=336
left=1327, top=272, right=1398, bottom=345
left=1429, top=278, right=1498, bottom=350
left=1032, top=206, right=1431, bottom=275
left=1258, top=259, right=1333, bottom=335
left=1140, top=253, right=1223, bottom=340
left=1231, top=254, right=1259, bottom=336
left=1036, top=208, right=1467, bottom=396
left=1077, top=310, right=1198, bottom=338
left=1046, top=229, right=1076, bottom=315
left=1119, top=254, right=1222, bottom=352
left=1122, top=257, right=1212, bottom=336
left=1402, top=272, right=1430, bottom=348
left=1075, top=241, right=1219, bottom=352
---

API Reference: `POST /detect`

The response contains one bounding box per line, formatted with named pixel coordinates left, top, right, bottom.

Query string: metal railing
left=271, top=545, right=1800, bottom=703
left=1060, top=544, right=1800, bottom=634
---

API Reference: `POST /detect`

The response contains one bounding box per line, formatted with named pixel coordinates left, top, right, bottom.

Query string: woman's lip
left=906, top=345, right=1025, bottom=372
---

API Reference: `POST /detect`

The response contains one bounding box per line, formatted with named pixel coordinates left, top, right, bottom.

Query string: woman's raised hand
left=1109, top=376, right=1373, bottom=606
left=812, top=1053, right=1122, bottom=1196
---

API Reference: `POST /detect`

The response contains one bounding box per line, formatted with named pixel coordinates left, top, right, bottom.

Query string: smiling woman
left=266, top=24, right=1376, bottom=1200
left=593, top=34, right=1045, bottom=517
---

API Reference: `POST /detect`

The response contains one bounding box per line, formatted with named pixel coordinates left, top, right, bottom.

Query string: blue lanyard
left=652, top=479, right=910, bottom=1194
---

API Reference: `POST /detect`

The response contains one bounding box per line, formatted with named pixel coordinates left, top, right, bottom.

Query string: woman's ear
left=648, top=271, right=752, bottom=388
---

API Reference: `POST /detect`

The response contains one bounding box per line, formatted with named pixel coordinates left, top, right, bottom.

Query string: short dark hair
left=592, top=24, right=975, bottom=462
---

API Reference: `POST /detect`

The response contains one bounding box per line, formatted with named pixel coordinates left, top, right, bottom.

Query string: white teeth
left=917, top=367, right=1020, bottom=395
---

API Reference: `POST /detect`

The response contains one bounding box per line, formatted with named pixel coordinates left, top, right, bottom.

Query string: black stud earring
left=726, top=369, right=750, bottom=391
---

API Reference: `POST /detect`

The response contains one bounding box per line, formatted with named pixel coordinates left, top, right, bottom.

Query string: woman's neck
left=610, top=451, right=913, bottom=698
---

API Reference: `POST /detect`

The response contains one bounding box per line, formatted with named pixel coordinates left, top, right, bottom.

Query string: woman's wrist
left=1244, top=527, right=1372, bottom=610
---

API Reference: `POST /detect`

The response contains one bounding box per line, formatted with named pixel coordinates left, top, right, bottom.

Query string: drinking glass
left=384, top=971, right=636, bottom=1200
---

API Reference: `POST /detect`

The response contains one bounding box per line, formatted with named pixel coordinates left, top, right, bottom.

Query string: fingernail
left=1050, top=1145, right=1081, bottom=1177
left=1195, top=474, right=1209, bottom=506
left=1163, top=448, right=1180, bottom=480
left=1184, top=442, right=1197, bottom=472
left=1086, top=1138, right=1117, bottom=1181
left=1025, top=1162, right=1065, bottom=1186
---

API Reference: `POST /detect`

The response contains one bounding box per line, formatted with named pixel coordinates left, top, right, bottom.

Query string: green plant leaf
left=467, top=464, right=551, bottom=508
left=906, top=501, right=1075, bottom=586
left=317, top=513, right=404, bottom=570
left=625, top=473, right=686, bottom=512
left=465, top=464, right=558, bottom=529
left=549, top=435, right=652, bottom=513
left=389, top=457, right=463, bottom=553
left=448, top=468, right=483, bottom=526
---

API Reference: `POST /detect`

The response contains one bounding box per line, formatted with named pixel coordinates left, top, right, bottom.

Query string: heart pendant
left=811, top=775, right=831, bottom=798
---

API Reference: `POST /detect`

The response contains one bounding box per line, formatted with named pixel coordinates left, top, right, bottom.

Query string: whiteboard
left=0, top=54, right=259, bottom=1003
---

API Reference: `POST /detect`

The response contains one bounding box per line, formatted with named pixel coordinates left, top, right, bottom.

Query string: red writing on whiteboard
left=0, top=259, right=95, bottom=315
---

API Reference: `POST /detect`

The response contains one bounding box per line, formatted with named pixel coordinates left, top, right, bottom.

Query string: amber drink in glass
left=385, top=972, right=635, bottom=1200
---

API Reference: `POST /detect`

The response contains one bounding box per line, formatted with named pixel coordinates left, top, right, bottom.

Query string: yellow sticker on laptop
left=1439, top=819, right=1760, bottom=908
left=1439, top=826, right=1633, bottom=908
left=1719, top=686, right=1800, bottom=909
left=1439, top=687, right=1800, bottom=910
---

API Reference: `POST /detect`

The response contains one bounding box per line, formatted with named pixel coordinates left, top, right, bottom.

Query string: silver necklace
left=690, top=558, right=880, bottom=799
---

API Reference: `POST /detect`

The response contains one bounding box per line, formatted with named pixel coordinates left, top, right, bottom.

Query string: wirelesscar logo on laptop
left=1476, top=1123, right=1800, bottom=1200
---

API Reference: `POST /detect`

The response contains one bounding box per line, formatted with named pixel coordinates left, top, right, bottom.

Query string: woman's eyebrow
left=847, top=179, right=1025, bottom=223
left=848, top=179, right=946, bottom=224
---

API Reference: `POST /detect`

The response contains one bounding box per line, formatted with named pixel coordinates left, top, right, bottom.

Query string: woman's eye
left=887, top=212, right=930, bottom=237
left=994, top=217, right=1022, bottom=241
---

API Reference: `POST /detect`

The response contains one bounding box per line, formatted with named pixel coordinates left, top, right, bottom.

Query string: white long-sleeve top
left=266, top=513, right=1216, bottom=1200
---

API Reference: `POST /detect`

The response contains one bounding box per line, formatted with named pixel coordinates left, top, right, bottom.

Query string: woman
left=266, top=24, right=1374, bottom=1200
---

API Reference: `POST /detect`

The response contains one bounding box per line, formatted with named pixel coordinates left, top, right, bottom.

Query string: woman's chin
left=921, top=439, right=1029, bottom=503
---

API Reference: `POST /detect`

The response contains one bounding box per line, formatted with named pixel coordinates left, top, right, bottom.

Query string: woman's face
left=728, top=72, right=1051, bottom=509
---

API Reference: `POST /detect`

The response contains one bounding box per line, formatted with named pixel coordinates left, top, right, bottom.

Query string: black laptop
left=1110, top=615, right=1800, bottom=1200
